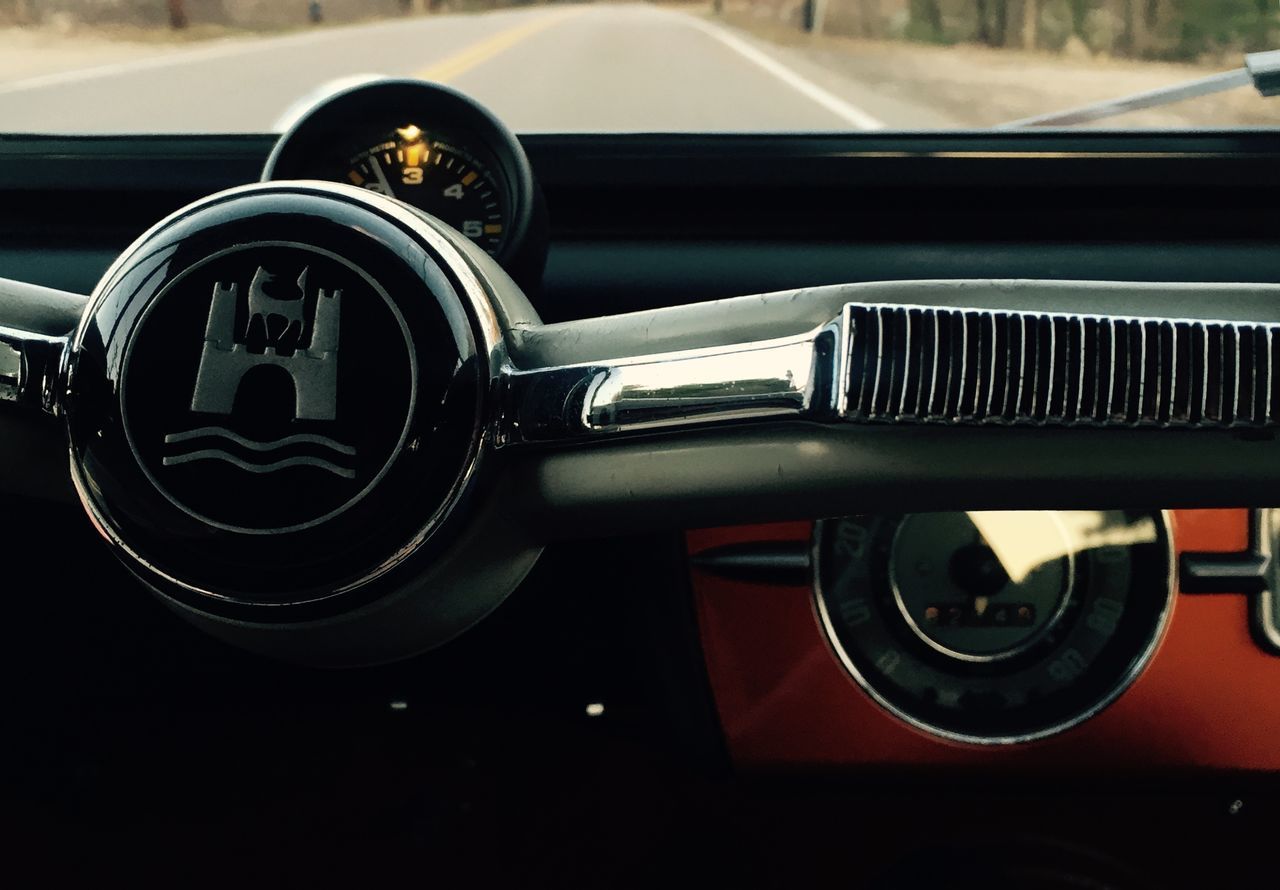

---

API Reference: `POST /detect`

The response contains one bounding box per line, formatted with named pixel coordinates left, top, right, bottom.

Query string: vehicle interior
left=5, top=2, right=1280, bottom=886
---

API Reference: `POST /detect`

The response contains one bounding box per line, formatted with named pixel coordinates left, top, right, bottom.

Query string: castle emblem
left=160, top=266, right=355, bottom=480
left=190, top=266, right=341, bottom=420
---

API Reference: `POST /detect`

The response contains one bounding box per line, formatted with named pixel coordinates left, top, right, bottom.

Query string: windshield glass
left=1, top=1, right=1278, bottom=134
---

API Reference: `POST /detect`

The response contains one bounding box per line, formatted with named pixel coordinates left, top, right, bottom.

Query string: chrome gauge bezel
left=812, top=511, right=1176, bottom=745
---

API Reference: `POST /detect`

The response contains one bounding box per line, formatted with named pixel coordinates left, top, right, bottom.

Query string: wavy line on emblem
left=161, top=450, right=356, bottom=479
left=163, top=426, right=355, bottom=456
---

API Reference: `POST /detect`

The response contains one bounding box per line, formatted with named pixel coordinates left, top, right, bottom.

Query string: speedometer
left=815, top=510, right=1173, bottom=744
left=346, top=127, right=509, bottom=256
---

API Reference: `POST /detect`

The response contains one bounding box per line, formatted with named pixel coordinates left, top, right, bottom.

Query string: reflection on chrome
left=0, top=324, right=64, bottom=412
left=503, top=327, right=834, bottom=442
left=969, top=511, right=1158, bottom=585
left=505, top=300, right=1280, bottom=447
left=584, top=337, right=819, bottom=432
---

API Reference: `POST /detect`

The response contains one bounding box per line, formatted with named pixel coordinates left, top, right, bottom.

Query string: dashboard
left=692, top=510, right=1280, bottom=770
left=7, top=80, right=1280, bottom=885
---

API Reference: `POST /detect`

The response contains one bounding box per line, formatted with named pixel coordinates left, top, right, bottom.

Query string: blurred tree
left=1068, top=0, right=1088, bottom=38
left=1127, top=0, right=1158, bottom=55
left=168, top=0, right=188, bottom=29
left=1170, top=0, right=1276, bottom=58
left=908, top=0, right=945, bottom=41
left=799, top=0, right=1274, bottom=59
left=994, top=0, right=1009, bottom=45
left=1119, top=0, right=1136, bottom=52
left=976, top=0, right=992, bottom=43
left=976, top=0, right=1012, bottom=46
left=1022, top=0, right=1040, bottom=48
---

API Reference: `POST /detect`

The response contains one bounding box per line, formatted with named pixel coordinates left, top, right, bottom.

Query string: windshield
left=1, top=1, right=1278, bottom=134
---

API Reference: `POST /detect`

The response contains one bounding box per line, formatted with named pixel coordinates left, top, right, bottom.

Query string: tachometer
left=815, top=511, right=1173, bottom=744
left=345, top=127, right=509, bottom=256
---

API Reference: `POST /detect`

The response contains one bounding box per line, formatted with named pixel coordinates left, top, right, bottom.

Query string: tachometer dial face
left=815, top=511, right=1173, bottom=744
left=345, top=126, right=508, bottom=256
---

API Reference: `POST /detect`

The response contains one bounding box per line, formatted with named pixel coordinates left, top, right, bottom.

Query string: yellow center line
left=416, top=9, right=581, bottom=84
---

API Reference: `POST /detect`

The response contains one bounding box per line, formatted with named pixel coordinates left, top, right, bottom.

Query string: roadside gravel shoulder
left=0, top=27, right=183, bottom=84
left=0, top=22, right=303, bottom=87
left=721, top=12, right=1280, bottom=128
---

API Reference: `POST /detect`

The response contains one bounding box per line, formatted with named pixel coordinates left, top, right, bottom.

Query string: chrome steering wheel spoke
left=492, top=282, right=1280, bottom=533
left=3, top=182, right=1280, bottom=663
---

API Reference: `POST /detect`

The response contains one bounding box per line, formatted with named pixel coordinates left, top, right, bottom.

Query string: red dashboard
left=689, top=510, right=1280, bottom=772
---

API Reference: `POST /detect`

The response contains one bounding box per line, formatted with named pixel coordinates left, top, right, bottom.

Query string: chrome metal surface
left=1258, top=509, right=1280, bottom=654
left=0, top=325, right=64, bottom=412
left=501, top=326, right=837, bottom=443
left=842, top=303, right=1280, bottom=428
left=1181, top=507, right=1280, bottom=654
left=690, top=540, right=812, bottom=586
left=505, top=301, right=1280, bottom=446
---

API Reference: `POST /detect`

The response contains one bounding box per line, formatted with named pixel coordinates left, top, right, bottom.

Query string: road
left=0, top=4, right=955, bottom=134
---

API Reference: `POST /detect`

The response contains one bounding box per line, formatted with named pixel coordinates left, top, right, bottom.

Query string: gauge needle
left=367, top=155, right=395, bottom=196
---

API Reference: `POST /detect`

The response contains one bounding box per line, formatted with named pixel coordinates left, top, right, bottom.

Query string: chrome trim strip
left=0, top=325, right=64, bottom=413
left=1181, top=507, right=1280, bottom=655
left=503, top=301, right=1280, bottom=446
left=503, top=330, right=823, bottom=442
left=1255, top=509, right=1280, bottom=654
left=690, top=540, right=812, bottom=587
left=835, top=303, right=853, bottom=421
left=841, top=304, right=1280, bottom=429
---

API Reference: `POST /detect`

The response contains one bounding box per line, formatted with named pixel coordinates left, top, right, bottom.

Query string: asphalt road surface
left=0, top=4, right=949, bottom=134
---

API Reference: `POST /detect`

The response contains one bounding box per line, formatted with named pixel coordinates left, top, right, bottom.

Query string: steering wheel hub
left=65, top=184, right=492, bottom=617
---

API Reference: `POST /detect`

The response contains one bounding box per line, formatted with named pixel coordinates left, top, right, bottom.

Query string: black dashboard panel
left=5, top=131, right=1280, bottom=321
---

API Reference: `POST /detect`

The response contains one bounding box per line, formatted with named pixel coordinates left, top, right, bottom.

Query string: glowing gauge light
left=814, top=511, right=1173, bottom=744
left=344, top=125, right=508, bottom=257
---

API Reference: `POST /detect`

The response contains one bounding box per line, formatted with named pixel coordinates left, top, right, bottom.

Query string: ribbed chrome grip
left=840, top=304, right=1280, bottom=428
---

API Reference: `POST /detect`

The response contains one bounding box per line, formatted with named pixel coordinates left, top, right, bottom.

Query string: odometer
left=346, top=126, right=509, bottom=257
left=815, top=511, right=1173, bottom=744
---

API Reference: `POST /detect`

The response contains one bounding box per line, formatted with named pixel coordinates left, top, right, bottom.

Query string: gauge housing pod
left=814, top=510, right=1175, bottom=744
left=262, top=78, right=546, bottom=288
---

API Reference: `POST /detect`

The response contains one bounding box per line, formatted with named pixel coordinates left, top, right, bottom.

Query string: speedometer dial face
left=815, top=511, right=1173, bottom=744
left=345, top=126, right=509, bottom=256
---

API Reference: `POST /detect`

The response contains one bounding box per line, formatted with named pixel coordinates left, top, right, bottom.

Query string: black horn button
left=125, top=244, right=414, bottom=535
left=65, top=184, right=488, bottom=617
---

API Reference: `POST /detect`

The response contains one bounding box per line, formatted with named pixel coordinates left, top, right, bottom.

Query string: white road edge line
left=687, top=17, right=884, bottom=131
left=0, top=27, right=365, bottom=98
left=0, top=9, right=543, bottom=99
